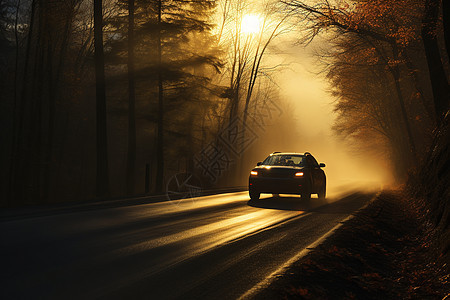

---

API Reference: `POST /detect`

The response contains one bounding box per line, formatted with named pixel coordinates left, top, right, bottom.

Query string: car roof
left=270, top=152, right=311, bottom=156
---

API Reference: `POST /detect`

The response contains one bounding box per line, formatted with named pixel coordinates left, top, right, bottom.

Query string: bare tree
left=217, top=0, right=290, bottom=129
left=242, top=3, right=292, bottom=129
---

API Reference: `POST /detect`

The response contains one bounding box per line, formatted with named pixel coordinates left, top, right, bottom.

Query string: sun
left=241, top=14, right=262, bottom=34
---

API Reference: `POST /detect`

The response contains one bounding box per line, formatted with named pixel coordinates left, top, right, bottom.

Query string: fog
left=240, top=38, right=393, bottom=195
left=4, top=0, right=416, bottom=206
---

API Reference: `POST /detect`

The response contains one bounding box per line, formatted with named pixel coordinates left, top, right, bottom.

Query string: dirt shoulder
left=254, top=190, right=449, bottom=299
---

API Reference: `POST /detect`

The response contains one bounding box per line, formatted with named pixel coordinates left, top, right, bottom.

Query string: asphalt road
left=1, top=190, right=375, bottom=299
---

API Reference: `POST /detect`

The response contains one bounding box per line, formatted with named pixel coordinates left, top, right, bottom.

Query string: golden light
left=295, top=172, right=304, bottom=177
left=241, top=14, right=262, bottom=34
left=250, top=171, right=258, bottom=176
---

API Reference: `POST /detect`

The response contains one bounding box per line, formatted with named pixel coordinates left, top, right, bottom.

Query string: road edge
left=0, top=186, right=247, bottom=221
left=238, top=191, right=381, bottom=300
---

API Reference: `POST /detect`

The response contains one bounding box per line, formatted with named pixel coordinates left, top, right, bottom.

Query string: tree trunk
left=94, top=0, right=110, bottom=198
left=442, top=0, right=450, bottom=60
left=421, top=0, right=450, bottom=124
left=9, top=0, right=37, bottom=205
left=31, top=12, right=44, bottom=202
left=24, top=0, right=45, bottom=203
left=126, top=0, right=136, bottom=195
left=403, top=51, right=435, bottom=124
left=391, top=44, right=417, bottom=161
left=13, top=0, right=21, bottom=106
left=155, top=0, right=164, bottom=193
left=8, top=0, right=24, bottom=206
left=42, top=3, right=75, bottom=202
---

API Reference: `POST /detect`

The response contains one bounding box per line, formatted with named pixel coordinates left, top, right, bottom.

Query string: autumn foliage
left=285, top=0, right=448, bottom=179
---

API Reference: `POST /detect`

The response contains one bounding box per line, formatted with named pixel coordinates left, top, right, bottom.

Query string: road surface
left=1, top=190, right=375, bottom=299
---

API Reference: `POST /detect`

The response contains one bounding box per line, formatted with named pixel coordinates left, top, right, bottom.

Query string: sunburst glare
left=241, top=14, right=262, bottom=34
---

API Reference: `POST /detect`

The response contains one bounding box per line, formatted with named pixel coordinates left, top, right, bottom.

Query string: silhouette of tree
left=217, top=0, right=289, bottom=129
left=94, top=0, right=110, bottom=198
left=126, top=0, right=136, bottom=195
left=421, top=0, right=449, bottom=124
left=5, top=0, right=83, bottom=204
left=107, top=0, right=221, bottom=193
left=283, top=0, right=449, bottom=174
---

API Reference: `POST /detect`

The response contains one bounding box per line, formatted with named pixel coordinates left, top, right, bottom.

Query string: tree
left=328, top=35, right=417, bottom=177
left=94, top=0, right=110, bottom=198
left=155, top=0, right=164, bottom=193
left=107, top=0, right=221, bottom=193
left=5, top=0, right=83, bottom=204
left=242, top=2, right=291, bottom=130
left=126, top=0, right=136, bottom=195
left=216, top=0, right=290, bottom=129
left=421, top=0, right=450, bottom=124
left=443, top=0, right=450, bottom=60
left=283, top=0, right=446, bottom=173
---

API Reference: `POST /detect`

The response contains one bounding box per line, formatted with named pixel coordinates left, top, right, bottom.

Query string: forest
left=0, top=0, right=448, bottom=207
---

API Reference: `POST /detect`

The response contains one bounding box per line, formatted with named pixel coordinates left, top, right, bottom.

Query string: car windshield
left=262, top=155, right=305, bottom=167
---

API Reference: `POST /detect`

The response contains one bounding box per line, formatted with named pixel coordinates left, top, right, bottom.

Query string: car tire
left=318, top=185, right=326, bottom=200
left=301, top=182, right=311, bottom=201
left=249, top=189, right=260, bottom=201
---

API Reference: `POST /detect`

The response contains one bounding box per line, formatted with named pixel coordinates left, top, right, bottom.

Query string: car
left=248, top=152, right=326, bottom=201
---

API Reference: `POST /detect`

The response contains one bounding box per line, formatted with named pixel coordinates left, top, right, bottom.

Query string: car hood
left=254, top=166, right=305, bottom=170
left=252, top=166, right=305, bottom=178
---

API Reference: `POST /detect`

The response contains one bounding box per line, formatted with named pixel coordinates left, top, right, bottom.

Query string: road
left=0, top=190, right=375, bottom=299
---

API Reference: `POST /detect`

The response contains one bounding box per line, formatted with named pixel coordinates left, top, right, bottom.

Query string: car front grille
left=259, top=169, right=295, bottom=178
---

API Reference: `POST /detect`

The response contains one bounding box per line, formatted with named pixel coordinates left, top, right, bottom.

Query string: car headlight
left=295, top=172, right=304, bottom=177
left=250, top=171, right=258, bottom=176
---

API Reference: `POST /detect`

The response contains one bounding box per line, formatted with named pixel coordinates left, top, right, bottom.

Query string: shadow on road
left=247, top=196, right=317, bottom=211
left=247, top=192, right=371, bottom=214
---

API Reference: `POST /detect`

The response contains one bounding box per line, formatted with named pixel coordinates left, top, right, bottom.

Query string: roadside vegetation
left=256, top=189, right=449, bottom=299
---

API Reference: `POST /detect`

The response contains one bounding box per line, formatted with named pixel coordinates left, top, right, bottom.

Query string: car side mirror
left=256, top=162, right=262, bottom=166
left=319, top=163, right=326, bottom=168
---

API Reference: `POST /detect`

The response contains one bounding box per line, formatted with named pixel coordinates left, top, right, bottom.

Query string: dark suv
left=248, top=152, right=326, bottom=201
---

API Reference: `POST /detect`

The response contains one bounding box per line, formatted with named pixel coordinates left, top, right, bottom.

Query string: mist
left=240, top=38, right=393, bottom=196
left=1, top=0, right=440, bottom=206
